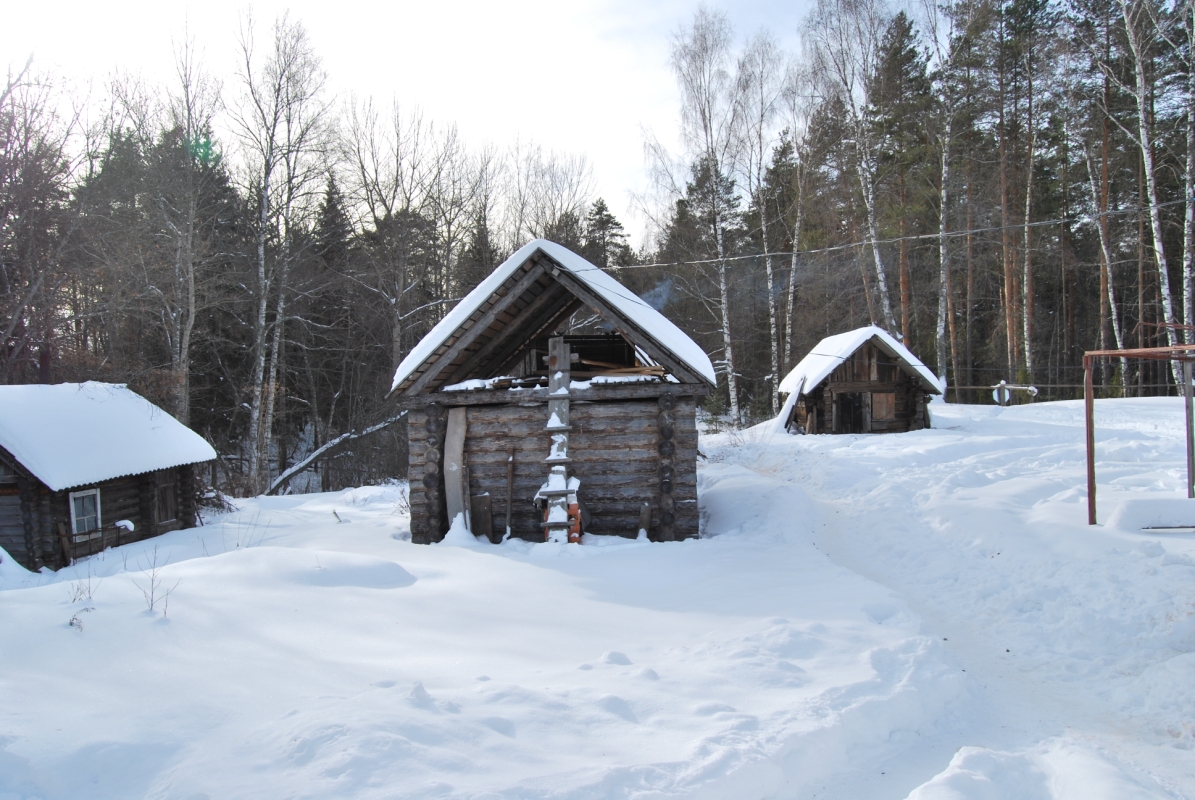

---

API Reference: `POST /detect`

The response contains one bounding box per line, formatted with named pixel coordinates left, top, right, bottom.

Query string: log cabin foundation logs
left=408, top=404, right=448, bottom=544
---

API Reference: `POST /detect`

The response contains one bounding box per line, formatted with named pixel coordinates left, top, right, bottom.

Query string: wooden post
left=1185, top=360, right=1194, bottom=500
left=657, top=391, right=677, bottom=541
left=57, top=522, right=72, bottom=568
left=17, top=477, right=41, bottom=569
left=505, top=449, right=514, bottom=539
left=543, top=337, right=574, bottom=543
left=1085, top=356, right=1097, bottom=525
left=420, top=404, right=447, bottom=543
left=638, top=501, right=652, bottom=539
left=444, top=408, right=468, bottom=530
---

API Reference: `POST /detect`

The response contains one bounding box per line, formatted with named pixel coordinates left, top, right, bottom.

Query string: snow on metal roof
left=778, top=325, right=943, bottom=397
left=390, top=239, right=717, bottom=393
left=0, top=382, right=217, bottom=491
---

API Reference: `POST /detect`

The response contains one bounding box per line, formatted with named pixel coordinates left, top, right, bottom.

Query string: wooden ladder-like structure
left=540, top=337, right=579, bottom=543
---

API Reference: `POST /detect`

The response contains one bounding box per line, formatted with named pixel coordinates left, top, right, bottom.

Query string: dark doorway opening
left=836, top=392, right=864, bottom=433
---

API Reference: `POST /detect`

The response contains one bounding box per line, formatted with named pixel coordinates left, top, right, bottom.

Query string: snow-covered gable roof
left=0, top=382, right=217, bottom=491
left=390, top=239, right=716, bottom=393
left=778, top=325, right=942, bottom=397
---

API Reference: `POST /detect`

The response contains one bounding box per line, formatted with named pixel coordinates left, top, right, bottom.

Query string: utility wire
left=569, top=195, right=1195, bottom=273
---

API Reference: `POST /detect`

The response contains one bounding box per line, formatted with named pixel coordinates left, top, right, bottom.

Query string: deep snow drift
left=0, top=398, right=1192, bottom=799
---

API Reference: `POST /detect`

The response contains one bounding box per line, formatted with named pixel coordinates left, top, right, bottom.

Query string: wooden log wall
left=0, top=491, right=25, bottom=567
left=408, top=404, right=448, bottom=544
left=406, top=394, right=699, bottom=543
left=0, top=463, right=209, bottom=570
left=179, top=464, right=198, bottom=528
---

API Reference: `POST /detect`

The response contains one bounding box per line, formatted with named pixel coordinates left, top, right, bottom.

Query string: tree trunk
left=1122, top=0, right=1180, bottom=380
left=760, top=202, right=780, bottom=415
left=784, top=184, right=805, bottom=370
left=998, top=23, right=1019, bottom=380
left=1022, top=82, right=1036, bottom=382
left=899, top=168, right=910, bottom=339
left=858, top=166, right=898, bottom=332
left=247, top=180, right=271, bottom=495
left=260, top=248, right=291, bottom=489
left=936, top=116, right=952, bottom=381
left=715, top=204, right=740, bottom=426
left=1185, top=0, right=1195, bottom=343
left=1086, top=145, right=1129, bottom=386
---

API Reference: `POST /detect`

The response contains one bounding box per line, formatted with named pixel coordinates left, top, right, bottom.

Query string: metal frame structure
left=1082, top=343, right=1195, bottom=524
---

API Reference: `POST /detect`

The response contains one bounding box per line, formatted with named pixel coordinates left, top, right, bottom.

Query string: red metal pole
left=1085, top=356, right=1097, bottom=525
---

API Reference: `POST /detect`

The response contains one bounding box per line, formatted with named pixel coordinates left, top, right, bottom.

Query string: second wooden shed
left=777, top=326, right=942, bottom=434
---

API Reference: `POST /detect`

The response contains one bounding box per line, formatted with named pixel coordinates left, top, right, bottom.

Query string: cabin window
left=873, top=392, right=896, bottom=420
left=69, top=488, right=101, bottom=536
left=155, top=476, right=178, bottom=523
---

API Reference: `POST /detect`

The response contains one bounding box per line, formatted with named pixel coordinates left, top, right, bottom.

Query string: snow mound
left=286, top=552, right=416, bottom=589
left=1106, top=497, right=1195, bottom=531
left=907, top=742, right=1172, bottom=800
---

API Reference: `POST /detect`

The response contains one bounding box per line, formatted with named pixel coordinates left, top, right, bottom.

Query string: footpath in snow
left=0, top=397, right=1192, bottom=798
left=710, top=397, right=1195, bottom=799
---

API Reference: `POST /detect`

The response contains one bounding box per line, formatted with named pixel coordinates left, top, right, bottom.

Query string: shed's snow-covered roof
left=390, top=239, right=716, bottom=392
left=0, top=382, right=217, bottom=491
left=778, top=325, right=942, bottom=396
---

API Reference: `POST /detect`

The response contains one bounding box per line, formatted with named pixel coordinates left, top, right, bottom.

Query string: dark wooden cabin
left=0, top=383, right=217, bottom=570
left=777, top=326, right=942, bottom=434
left=389, top=239, right=716, bottom=544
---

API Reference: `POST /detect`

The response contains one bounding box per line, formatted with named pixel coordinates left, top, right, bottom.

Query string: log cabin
left=388, top=239, right=716, bottom=544
left=777, top=326, right=942, bottom=434
left=0, top=382, right=217, bottom=570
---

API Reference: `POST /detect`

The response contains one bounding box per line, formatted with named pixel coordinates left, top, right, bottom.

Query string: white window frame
left=69, top=488, right=102, bottom=540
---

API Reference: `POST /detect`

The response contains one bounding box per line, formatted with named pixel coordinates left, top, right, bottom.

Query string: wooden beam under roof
left=446, top=277, right=578, bottom=386
left=403, top=262, right=548, bottom=395
left=548, top=263, right=709, bottom=386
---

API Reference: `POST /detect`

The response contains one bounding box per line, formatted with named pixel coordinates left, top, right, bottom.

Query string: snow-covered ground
left=0, top=398, right=1192, bottom=799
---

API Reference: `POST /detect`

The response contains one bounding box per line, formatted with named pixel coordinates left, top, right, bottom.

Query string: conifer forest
left=4, top=0, right=1194, bottom=494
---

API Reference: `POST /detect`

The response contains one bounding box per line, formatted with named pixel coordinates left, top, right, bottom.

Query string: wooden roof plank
left=403, top=262, right=547, bottom=395
left=549, top=266, right=707, bottom=386
left=447, top=283, right=578, bottom=385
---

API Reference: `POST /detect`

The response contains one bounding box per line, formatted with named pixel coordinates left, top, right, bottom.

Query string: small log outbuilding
left=0, top=382, right=217, bottom=570
left=777, top=326, right=942, bottom=434
left=389, top=239, right=716, bottom=544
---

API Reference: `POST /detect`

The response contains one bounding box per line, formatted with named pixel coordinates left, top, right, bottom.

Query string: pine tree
left=314, top=177, right=352, bottom=270
left=868, top=11, right=934, bottom=340
left=582, top=198, right=634, bottom=270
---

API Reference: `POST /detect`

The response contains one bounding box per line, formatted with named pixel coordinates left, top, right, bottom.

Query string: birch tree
left=738, top=31, right=785, bottom=413
left=230, top=13, right=330, bottom=492
left=671, top=8, right=747, bottom=425
left=1114, top=0, right=1179, bottom=368
left=154, top=39, right=223, bottom=424
left=805, top=0, right=899, bottom=333
left=780, top=65, right=817, bottom=371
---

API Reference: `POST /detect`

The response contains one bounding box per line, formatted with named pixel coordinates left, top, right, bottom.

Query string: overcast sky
left=3, top=0, right=808, bottom=246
